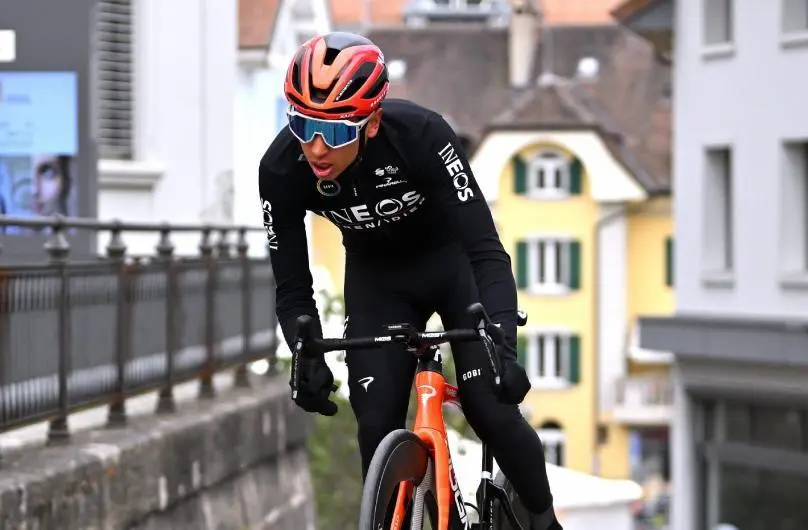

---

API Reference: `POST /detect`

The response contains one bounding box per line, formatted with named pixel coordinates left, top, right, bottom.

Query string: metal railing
left=615, top=374, right=673, bottom=408
left=0, top=215, right=279, bottom=461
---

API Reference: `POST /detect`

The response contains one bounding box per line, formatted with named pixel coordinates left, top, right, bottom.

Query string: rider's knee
left=460, top=394, right=522, bottom=442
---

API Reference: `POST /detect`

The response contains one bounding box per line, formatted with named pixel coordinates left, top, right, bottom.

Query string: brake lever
left=466, top=303, right=505, bottom=344
left=291, top=315, right=314, bottom=400
left=291, top=315, right=340, bottom=399
left=467, top=303, right=504, bottom=388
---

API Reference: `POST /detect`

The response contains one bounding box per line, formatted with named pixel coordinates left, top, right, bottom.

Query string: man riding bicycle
left=259, top=31, right=562, bottom=530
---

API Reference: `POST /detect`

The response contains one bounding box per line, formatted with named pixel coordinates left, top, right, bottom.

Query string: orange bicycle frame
left=389, top=364, right=466, bottom=530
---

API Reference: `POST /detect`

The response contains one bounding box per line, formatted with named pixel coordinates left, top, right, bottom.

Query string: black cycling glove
left=291, top=355, right=338, bottom=416
left=498, top=355, right=531, bottom=405
left=495, top=334, right=531, bottom=405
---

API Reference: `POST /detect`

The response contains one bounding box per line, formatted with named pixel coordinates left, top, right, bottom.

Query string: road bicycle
left=291, top=302, right=532, bottom=530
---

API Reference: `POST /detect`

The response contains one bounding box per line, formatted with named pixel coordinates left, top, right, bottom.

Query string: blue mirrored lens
left=288, top=114, right=359, bottom=147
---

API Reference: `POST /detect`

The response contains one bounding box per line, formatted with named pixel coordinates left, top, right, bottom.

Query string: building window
left=665, top=236, right=674, bottom=287
left=696, top=399, right=808, bottom=529
left=713, top=464, right=808, bottom=529
left=95, top=0, right=135, bottom=160
left=537, top=421, right=566, bottom=466
left=703, top=0, right=734, bottom=46
left=703, top=147, right=734, bottom=274
left=512, top=151, right=583, bottom=199
left=781, top=141, right=808, bottom=275
left=517, top=332, right=581, bottom=387
left=782, top=0, right=808, bottom=34
left=514, top=237, right=581, bottom=293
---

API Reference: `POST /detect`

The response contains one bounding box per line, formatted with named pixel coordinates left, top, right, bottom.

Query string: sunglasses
left=286, top=106, right=373, bottom=149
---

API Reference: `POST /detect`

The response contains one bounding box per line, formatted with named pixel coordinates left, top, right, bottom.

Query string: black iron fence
left=0, top=215, right=278, bottom=460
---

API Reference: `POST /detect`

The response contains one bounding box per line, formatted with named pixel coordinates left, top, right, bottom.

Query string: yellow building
left=469, top=68, right=673, bottom=506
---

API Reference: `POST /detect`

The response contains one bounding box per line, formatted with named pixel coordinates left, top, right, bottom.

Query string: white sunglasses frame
left=285, top=105, right=374, bottom=148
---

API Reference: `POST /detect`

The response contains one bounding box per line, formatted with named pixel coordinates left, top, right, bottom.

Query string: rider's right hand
left=291, top=354, right=338, bottom=417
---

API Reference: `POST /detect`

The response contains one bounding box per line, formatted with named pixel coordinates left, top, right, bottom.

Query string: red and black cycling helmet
left=284, top=32, right=389, bottom=121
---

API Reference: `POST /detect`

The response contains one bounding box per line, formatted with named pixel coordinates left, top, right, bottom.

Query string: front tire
left=492, top=470, right=531, bottom=529
left=358, top=429, right=439, bottom=529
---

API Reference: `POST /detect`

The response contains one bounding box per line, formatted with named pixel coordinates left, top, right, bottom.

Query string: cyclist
left=259, top=31, right=562, bottom=530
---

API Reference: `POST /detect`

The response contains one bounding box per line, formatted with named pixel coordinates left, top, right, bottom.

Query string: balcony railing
left=613, top=375, right=673, bottom=425
left=0, top=214, right=278, bottom=462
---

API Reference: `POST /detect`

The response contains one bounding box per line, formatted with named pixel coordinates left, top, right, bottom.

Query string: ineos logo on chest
left=318, top=190, right=425, bottom=231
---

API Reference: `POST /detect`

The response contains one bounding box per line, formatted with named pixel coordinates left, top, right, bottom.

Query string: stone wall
left=0, top=376, right=315, bottom=530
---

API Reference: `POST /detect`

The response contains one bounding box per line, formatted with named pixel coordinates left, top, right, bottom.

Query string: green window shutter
left=568, top=335, right=581, bottom=384
left=665, top=236, right=674, bottom=287
left=567, top=241, right=581, bottom=290
left=516, top=241, right=529, bottom=289
left=513, top=155, right=527, bottom=195
left=569, top=157, right=583, bottom=194
left=516, top=334, right=528, bottom=367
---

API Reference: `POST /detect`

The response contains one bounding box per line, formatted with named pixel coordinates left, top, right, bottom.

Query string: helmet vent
left=363, top=68, right=388, bottom=99
left=291, top=48, right=305, bottom=93
left=335, top=61, right=376, bottom=102
left=324, top=47, right=341, bottom=66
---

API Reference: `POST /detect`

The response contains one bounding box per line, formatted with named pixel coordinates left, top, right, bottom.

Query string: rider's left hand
left=498, top=356, right=531, bottom=405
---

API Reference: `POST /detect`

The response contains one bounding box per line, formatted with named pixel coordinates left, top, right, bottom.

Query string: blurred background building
left=617, top=0, right=808, bottom=529
left=93, top=0, right=237, bottom=254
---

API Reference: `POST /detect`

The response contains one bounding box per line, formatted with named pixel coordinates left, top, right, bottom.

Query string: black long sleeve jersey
left=259, top=98, right=520, bottom=357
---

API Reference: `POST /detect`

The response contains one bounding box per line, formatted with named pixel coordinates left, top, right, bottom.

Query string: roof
left=365, top=26, right=512, bottom=144
left=366, top=24, right=622, bottom=147
left=239, top=0, right=281, bottom=49
left=540, top=0, right=627, bottom=25
left=487, top=26, right=672, bottom=193
left=237, top=0, right=626, bottom=52
left=328, top=0, right=409, bottom=31
left=609, top=0, right=659, bottom=22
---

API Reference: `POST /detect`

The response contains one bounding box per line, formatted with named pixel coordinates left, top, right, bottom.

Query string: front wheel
left=492, top=470, right=531, bottom=530
left=358, top=429, right=439, bottom=529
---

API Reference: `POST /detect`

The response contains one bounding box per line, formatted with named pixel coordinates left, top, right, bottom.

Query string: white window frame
left=523, top=235, right=574, bottom=295
left=527, top=150, right=571, bottom=200
left=779, top=140, right=808, bottom=287
left=96, top=0, right=135, bottom=161
left=702, top=146, right=734, bottom=285
left=702, top=0, right=735, bottom=58
left=780, top=0, right=808, bottom=38
left=537, top=426, right=565, bottom=466
left=526, top=329, right=574, bottom=389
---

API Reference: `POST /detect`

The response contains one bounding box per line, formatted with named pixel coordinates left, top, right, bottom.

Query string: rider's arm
left=416, top=112, right=520, bottom=358
left=259, top=161, right=323, bottom=351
